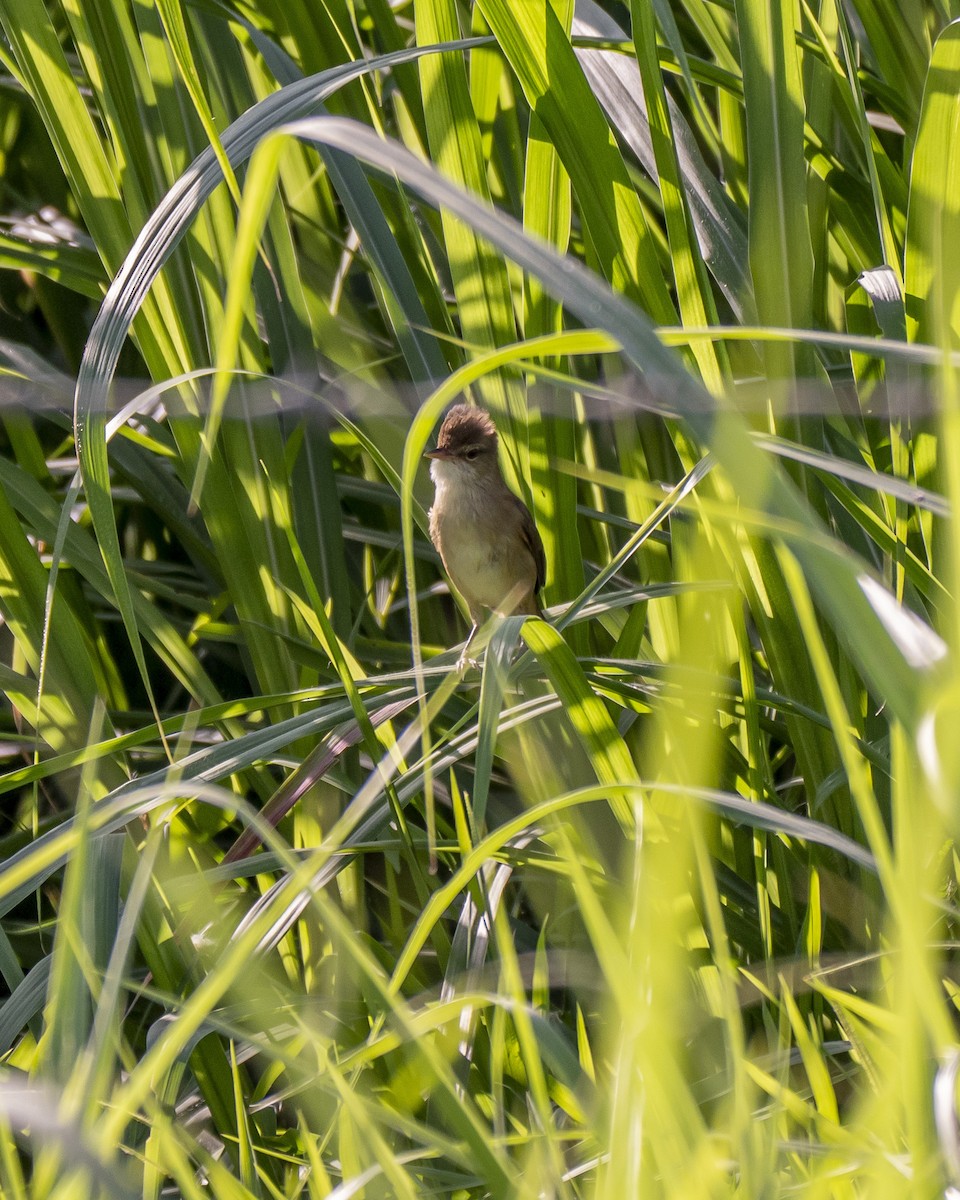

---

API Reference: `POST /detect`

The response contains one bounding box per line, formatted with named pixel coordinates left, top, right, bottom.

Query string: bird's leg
left=456, top=620, right=481, bottom=674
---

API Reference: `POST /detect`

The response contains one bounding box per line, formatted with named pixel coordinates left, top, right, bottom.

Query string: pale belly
left=430, top=482, right=536, bottom=617
left=442, top=536, right=533, bottom=615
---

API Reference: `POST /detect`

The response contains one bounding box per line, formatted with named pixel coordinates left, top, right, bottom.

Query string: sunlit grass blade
left=733, top=0, right=815, bottom=380
left=478, top=0, right=676, bottom=322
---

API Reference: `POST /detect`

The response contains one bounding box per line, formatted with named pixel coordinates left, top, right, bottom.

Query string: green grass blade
left=477, top=0, right=676, bottom=322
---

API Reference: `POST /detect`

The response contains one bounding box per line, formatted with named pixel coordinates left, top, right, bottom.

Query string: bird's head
left=424, top=404, right=500, bottom=483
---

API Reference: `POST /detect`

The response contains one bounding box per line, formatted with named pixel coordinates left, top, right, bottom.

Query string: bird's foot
left=455, top=623, right=481, bottom=674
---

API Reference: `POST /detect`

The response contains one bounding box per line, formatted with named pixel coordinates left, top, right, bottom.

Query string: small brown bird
left=425, top=404, right=546, bottom=669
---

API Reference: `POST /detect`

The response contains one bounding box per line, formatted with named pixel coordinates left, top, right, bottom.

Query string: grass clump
left=0, top=0, right=959, bottom=1196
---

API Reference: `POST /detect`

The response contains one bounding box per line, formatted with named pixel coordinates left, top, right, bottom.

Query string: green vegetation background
left=0, top=0, right=958, bottom=1195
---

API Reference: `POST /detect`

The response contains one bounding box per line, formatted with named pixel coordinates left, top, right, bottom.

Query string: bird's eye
left=464, top=447, right=481, bottom=461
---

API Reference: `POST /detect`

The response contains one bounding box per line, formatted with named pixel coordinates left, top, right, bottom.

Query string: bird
left=425, top=404, right=546, bottom=671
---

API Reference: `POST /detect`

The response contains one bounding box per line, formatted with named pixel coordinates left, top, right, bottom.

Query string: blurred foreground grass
left=1, top=0, right=960, bottom=1196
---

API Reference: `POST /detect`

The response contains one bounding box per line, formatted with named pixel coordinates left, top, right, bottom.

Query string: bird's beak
left=424, top=447, right=452, bottom=460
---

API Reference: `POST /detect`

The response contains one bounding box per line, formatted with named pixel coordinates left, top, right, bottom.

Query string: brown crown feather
left=435, top=404, right=498, bottom=453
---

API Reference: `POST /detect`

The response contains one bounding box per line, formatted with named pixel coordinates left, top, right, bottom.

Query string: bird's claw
left=456, top=652, right=480, bottom=674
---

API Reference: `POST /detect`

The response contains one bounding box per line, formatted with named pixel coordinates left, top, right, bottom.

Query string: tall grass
left=0, top=0, right=957, bottom=1195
